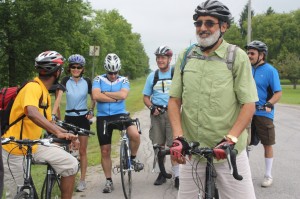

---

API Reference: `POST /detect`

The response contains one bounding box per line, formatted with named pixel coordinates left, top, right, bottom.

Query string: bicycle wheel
left=41, top=168, right=61, bottom=199
left=120, top=140, right=132, bottom=199
left=14, top=191, right=29, bottom=199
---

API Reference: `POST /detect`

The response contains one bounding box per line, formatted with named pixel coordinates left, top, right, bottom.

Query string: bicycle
left=1, top=136, right=69, bottom=199
left=103, top=115, right=141, bottom=199
left=40, top=120, right=95, bottom=199
left=154, top=141, right=243, bottom=199
left=2, top=121, right=94, bottom=199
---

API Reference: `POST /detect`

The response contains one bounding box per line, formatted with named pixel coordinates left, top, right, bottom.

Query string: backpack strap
left=226, top=44, right=238, bottom=71
left=180, top=44, right=197, bottom=74
left=151, top=69, right=160, bottom=90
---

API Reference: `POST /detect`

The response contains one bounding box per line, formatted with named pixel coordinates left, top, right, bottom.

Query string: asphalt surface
left=73, top=104, right=300, bottom=199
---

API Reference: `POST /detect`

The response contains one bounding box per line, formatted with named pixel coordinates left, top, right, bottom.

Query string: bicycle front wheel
left=41, top=168, right=61, bottom=199
left=14, top=191, right=29, bottom=199
left=120, top=140, right=132, bottom=199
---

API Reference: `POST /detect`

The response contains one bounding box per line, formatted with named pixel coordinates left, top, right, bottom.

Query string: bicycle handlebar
left=103, top=115, right=141, bottom=135
left=55, top=120, right=95, bottom=136
left=1, top=136, right=69, bottom=147
left=155, top=141, right=243, bottom=181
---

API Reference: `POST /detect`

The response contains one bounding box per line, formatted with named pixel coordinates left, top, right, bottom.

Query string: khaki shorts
left=251, top=115, right=275, bottom=145
left=149, top=112, right=173, bottom=147
left=2, top=145, right=78, bottom=199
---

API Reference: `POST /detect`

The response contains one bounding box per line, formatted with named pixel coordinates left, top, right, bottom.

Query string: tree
left=266, top=7, right=275, bottom=15
left=0, top=0, right=92, bottom=86
left=274, top=52, right=300, bottom=89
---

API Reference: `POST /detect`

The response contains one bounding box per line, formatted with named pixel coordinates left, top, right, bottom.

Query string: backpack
left=152, top=67, right=175, bottom=90
left=0, top=81, right=47, bottom=136
left=180, top=43, right=238, bottom=75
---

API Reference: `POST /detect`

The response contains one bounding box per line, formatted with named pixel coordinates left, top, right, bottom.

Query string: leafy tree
left=0, top=0, right=91, bottom=86
left=266, top=7, right=275, bottom=15
left=274, top=52, right=300, bottom=89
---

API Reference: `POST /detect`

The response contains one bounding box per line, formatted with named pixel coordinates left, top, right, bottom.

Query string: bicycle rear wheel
left=120, top=140, right=132, bottom=199
left=41, top=167, right=61, bottom=199
left=14, top=191, right=29, bottom=199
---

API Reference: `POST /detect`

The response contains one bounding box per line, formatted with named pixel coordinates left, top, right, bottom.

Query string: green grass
left=280, top=85, right=300, bottom=104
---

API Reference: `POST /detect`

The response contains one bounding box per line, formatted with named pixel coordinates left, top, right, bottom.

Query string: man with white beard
left=167, top=0, right=258, bottom=198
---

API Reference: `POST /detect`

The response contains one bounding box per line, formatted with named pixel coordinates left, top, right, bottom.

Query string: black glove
left=170, top=137, right=190, bottom=159
left=264, top=102, right=273, bottom=109
left=213, top=138, right=235, bottom=160
left=149, top=105, right=157, bottom=115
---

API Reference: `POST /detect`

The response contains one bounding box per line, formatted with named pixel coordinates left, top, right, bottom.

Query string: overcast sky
left=87, top=0, right=300, bottom=69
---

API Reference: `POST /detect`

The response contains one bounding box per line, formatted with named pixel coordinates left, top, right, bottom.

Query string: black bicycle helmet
left=193, top=0, right=232, bottom=25
left=154, top=46, right=173, bottom=57
left=35, top=51, right=65, bottom=75
left=245, top=40, right=268, bottom=55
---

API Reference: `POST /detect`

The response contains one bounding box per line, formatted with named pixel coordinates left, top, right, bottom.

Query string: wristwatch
left=225, top=134, right=238, bottom=143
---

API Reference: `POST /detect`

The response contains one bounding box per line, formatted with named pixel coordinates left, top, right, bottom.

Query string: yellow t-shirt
left=2, top=77, right=51, bottom=155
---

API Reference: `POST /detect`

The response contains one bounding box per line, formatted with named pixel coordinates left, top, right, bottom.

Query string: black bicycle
left=2, top=121, right=94, bottom=199
left=155, top=141, right=243, bottom=199
left=40, top=120, right=95, bottom=199
left=104, top=115, right=141, bottom=199
left=2, top=137, right=69, bottom=199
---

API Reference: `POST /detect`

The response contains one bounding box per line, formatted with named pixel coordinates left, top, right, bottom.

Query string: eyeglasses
left=194, top=20, right=219, bottom=28
left=247, top=52, right=255, bottom=56
left=70, top=66, right=83, bottom=70
left=107, top=72, right=118, bottom=75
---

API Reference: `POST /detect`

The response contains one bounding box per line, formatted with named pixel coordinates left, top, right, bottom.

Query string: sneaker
left=174, top=177, right=179, bottom=190
left=261, top=176, right=273, bottom=187
left=131, top=159, right=144, bottom=172
left=154, top=172, right=166, bottom=185
left=76, top=180, right=87, bottom=192
left=102, top=180, right=114, bottom=193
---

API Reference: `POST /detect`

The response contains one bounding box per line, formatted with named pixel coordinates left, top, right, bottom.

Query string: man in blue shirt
left=246, top=40, right=282, bottom=187
left=143, top=46, right=179, bottom=189
left=92, top=53, right=144, bottom=194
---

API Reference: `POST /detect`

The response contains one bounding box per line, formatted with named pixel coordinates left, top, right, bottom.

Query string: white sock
left=172, top=165, right=179, bottom=178
left=265, top=158, right=273, bottom=178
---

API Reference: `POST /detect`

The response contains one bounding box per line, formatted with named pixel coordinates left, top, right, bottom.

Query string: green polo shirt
left=170, top=40, right=258, bottom=156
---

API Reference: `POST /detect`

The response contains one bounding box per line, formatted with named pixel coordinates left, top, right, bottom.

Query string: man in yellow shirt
left=2, top=51, right=78, bottom=199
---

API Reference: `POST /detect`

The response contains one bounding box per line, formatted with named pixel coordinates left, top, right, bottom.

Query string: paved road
left=73, top=104, right=300, bottom=199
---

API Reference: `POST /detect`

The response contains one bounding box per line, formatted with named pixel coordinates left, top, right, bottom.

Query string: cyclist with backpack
left=245, top=40, right=282, bottom=187
left=168, top=0, right=258, bottom=198
left=52, top=54, right=95, bottom=192
left=1, top=51, right=78, bottom=199
left=142, top=46, right=179, bottom=189
left=92, top=53, right=144, bottom=194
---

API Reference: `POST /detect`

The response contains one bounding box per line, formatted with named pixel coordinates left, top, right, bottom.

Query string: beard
left=196, top=30, right=221, bottom=48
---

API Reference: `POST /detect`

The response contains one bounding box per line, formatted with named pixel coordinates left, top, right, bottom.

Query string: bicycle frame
left=16, top=143, right=39, bottom=199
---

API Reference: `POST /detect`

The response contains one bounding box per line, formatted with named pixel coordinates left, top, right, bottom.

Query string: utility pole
left=247, top=0, right=252, bottom=44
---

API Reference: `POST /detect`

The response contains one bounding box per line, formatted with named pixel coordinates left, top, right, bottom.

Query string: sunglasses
left=70, top=66, right=83, bottom=70
left=194, top=20, right=219, bottom=28
left=107, top=72, right=118, bottom=75
left=247, top=52, right=256, bottom=56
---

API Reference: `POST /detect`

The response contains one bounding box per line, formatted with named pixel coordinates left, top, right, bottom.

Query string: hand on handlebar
left=56, top=131, right=78, bottom=141
left=213, top=138, right=235, bottom=160
left=170, top=137, right=190, bottom=164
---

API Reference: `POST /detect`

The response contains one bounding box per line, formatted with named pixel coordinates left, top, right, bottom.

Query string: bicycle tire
left=120, top=140, right=132, bottom=199
left=14, top=191, right=29, bottom=199
left=41, top=167, right=61, bottom=199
